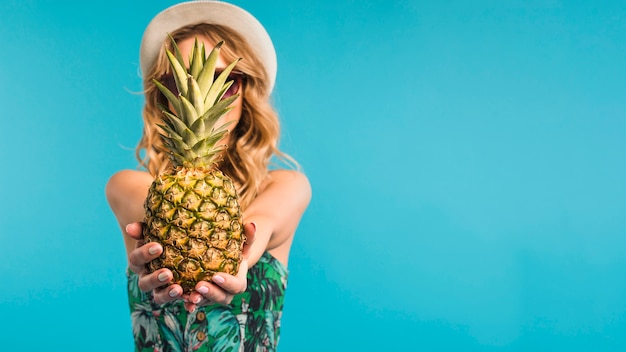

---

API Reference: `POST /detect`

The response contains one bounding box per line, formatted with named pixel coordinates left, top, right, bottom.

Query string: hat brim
left=140, top=0, right=277, bottom=93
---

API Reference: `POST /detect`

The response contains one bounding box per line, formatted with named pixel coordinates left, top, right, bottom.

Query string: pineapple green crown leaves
left=153, top=35, right=242, bottom=169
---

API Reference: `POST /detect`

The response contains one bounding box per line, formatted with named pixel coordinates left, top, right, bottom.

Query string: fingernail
left=148, top=245, right=160, bottom=255
left=193, top=296, right=202, bottom=304
left=212, top=275, right=225, bottom=284
left=158, top=272, right=169, bottom=282
left=197, top=286, right=209, bottom=294
left=169, top=288, right=179, bottom=298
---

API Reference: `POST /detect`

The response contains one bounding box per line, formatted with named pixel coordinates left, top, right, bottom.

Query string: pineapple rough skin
left=144, top=167, right=245, bottom=294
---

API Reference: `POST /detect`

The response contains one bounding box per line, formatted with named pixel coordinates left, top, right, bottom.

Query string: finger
left=128, top=262, right=146, bottom=275
left=125, top=222, right=144, bottom=240
left=242, top=222, right=256, bottom=257
left=138, top=268, right=173, bottom=292
left=235, top=259, right=249, bottom=281
left=152, top=284, right=183, bottom=305
left=188, top=291, right=204, bottom=305
left=180, top=293, right=201, bottom=312
left=185, top=291, right=213, bottom=311
left=209, top=259, right=249, bottom=294
left=128, top=242, right=163, bottom=273
left=194, top=282, right=232, bottom=305
left=184, top=301, right=197, bottom=312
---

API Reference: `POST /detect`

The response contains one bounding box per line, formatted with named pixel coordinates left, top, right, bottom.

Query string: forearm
left=240, top=214, right=273, bottom=267
left=242, top=170, right=312, bottom=266
left=106, top=170, right=153, bottom=259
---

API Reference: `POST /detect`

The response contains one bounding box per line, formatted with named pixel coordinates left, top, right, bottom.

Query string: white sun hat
left=139, top=0, right=277, bottom=93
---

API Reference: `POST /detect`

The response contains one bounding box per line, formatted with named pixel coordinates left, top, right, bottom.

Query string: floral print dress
left=127, top=252, right=288, bottom=352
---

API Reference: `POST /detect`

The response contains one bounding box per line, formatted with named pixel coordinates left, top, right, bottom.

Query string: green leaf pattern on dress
left=127, top=252, right=288, bottom=352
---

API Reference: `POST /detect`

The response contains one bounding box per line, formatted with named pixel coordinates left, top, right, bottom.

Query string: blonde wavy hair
left=136, top=23, right=296, bottom=209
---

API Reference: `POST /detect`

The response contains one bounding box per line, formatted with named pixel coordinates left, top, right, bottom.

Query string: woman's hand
left=184, top=222, right=256, bottom=312
left=126, top=222, right=184, bottom=304
left=126, top=221, right=257, bottom=311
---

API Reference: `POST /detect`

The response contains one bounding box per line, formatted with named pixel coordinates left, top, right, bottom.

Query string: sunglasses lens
left=161, top=74, right=179, bottom=96
left=223, top=75, right=242, bottom=98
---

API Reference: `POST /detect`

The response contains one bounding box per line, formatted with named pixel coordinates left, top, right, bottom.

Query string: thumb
left=125, top=222, right=145, bottom=240
left=242, top=222, right=256, bottom=257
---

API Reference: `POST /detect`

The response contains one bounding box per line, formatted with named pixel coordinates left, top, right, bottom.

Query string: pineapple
left=143, top=37, right=245, bottom=294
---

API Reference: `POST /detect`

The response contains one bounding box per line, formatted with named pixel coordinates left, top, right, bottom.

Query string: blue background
left=1, top=0, right=625, bottom=350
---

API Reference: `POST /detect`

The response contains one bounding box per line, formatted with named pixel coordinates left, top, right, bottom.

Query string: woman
left=105, top=1, right=311, bottom=350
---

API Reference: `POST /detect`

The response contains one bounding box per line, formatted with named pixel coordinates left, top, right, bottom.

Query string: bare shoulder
left=246, top=169, right=311, bottom=225
left=262, top=169, right=312, bottom=202
left=107, top=169, right=152, bottom=183
left=105, top=169, right=154, bottom=208
left=106, top=169, right=152, bottom=193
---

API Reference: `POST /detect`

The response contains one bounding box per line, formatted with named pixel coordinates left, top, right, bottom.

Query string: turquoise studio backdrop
left=1, top=0, right=625, bottom=350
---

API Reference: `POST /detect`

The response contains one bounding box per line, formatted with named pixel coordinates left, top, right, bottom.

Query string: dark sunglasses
left=159, top=70, right=246, bottom=99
